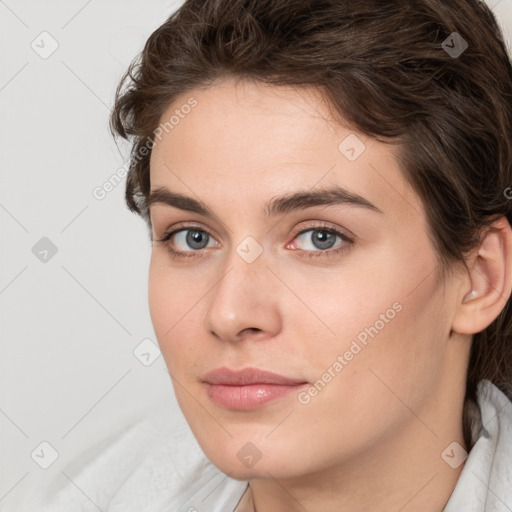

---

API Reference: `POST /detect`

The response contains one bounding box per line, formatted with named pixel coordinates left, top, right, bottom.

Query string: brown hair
left=110, top=0, right=512, bottom=450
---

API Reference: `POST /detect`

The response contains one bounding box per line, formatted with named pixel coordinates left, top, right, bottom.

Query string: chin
left=207, top=457, right=282, bottom=481
left=196, top=439, right=307, bottom=481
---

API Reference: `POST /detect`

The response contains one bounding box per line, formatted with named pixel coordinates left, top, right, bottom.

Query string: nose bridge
left=203, top=236, right=279, bottom=341
left=218, top=231, right=269, bottom=294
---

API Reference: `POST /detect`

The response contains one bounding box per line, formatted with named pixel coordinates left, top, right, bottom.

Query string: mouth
left=202, top=367, right=309, bottom=410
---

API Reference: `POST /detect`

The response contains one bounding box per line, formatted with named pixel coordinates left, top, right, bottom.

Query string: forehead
left=151, top=79, right=354, bottom=169
left=149, top=79, right=424, bottom=223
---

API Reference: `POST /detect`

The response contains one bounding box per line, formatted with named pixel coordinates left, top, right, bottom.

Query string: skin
left=147, top=78, right=512, bottom=512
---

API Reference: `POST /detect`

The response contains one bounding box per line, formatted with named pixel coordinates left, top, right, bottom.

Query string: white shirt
left=26, top=379, right=512, bottom=511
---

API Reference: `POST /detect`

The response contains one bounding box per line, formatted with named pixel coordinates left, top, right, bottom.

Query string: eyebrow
left=147, top=185, right=383, bottom=219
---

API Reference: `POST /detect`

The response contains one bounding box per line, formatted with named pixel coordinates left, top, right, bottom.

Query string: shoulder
left=27, top=404, right=247, bottom=512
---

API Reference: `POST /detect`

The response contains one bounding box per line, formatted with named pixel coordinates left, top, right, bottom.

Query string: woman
left=38, top=0, right=512, bottom=510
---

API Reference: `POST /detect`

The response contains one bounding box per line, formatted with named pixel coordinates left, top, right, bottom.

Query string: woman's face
left=148, top=79, right=468, bottom=480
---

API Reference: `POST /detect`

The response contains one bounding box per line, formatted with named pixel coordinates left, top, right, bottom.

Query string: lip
left=202, top=367, right=309, bottom=410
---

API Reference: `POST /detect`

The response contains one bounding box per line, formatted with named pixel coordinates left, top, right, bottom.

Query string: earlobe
left=451, top=216, right=512, bottom=335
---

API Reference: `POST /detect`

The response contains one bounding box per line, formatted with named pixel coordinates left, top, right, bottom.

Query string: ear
left=451, top=216, right=512, bottom=335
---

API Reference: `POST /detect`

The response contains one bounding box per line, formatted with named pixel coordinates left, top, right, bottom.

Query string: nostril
left=242, top=327, right=261, bottom=335
left=237, top=327, right=263, bottom=338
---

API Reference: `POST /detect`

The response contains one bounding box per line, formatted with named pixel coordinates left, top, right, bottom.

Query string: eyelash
left=154, top=222, right=354, bottom=260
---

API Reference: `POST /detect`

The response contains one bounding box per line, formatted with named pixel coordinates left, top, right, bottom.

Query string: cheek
left=148, top=254, right=197, bottom=369
left=273, top=253, right=401, bottom=360
left=320, top=272, right=448, bottom=427
left=283, top=246, right=448, bottom=403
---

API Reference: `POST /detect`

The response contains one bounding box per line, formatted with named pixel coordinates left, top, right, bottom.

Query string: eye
left=172, top=229, right=215, bottom=251
left=288, top=224, right=354, bottom=258
left=155, top=226, right=219, bottom=259
left=155, top=222, right=354, bottom=260
left=295, top=229, right=339, bottom=250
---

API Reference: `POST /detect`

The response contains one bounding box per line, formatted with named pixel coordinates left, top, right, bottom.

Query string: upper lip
left=202, top=367, right=307, bottom=386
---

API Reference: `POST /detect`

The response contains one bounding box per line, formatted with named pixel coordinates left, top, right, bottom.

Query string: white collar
left=443, top=379, right=512, bottom=511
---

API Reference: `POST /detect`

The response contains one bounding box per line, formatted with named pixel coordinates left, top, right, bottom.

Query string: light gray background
left=1, top=0, right=511, bottom=509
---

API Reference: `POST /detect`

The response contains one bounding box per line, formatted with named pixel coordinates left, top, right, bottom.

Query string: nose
left=203, top=248, right=282, bottom=344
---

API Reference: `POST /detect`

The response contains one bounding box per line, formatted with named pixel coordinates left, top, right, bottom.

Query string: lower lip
left=205, top=383, right=308, bottom=410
